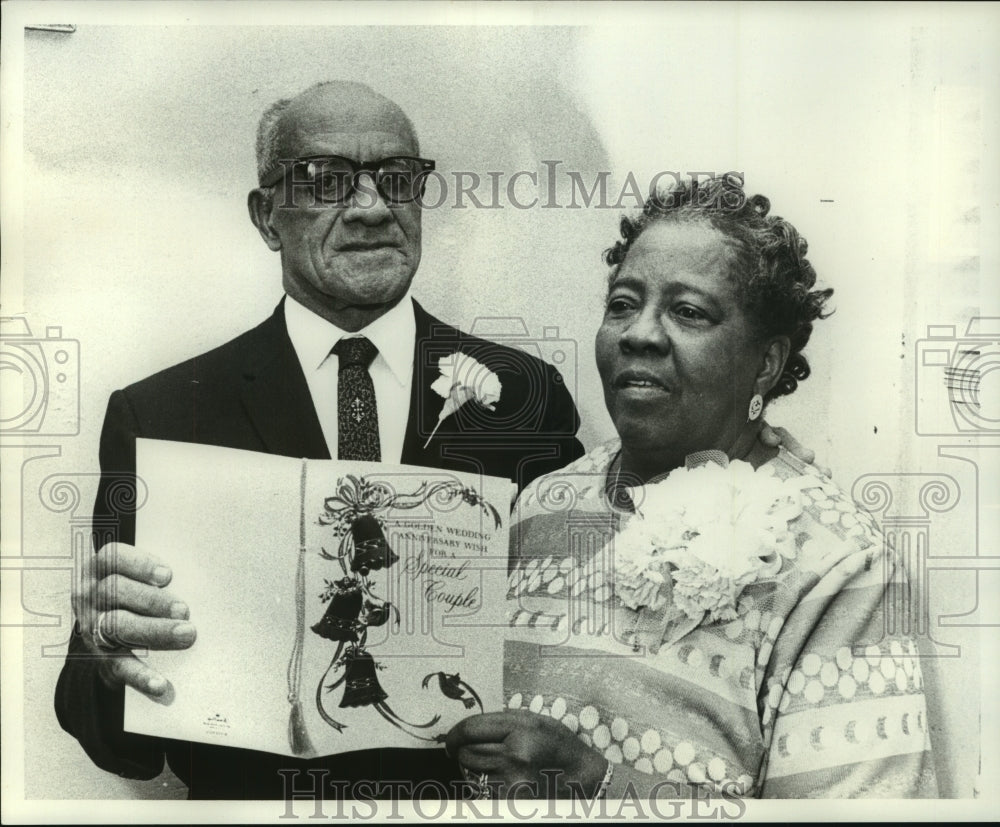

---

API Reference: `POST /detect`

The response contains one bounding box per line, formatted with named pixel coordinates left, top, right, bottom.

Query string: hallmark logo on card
left=202, top=712, right=231, bottom=737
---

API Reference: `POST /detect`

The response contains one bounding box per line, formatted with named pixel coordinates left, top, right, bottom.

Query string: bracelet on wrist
left=592, top=760, right=613, bottom=802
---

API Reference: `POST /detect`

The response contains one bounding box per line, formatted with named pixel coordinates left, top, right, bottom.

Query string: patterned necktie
left=332, top=337, right=381, bottom=461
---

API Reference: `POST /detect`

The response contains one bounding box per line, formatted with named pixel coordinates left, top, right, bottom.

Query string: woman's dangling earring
left=747, top=393, right=763, bottom=422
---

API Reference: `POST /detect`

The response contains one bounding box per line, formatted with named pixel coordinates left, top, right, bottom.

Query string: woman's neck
left=618, top=422, right=773, bottom=484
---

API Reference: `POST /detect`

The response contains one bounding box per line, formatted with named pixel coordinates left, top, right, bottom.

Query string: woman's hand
left=73, top=542, right=196, bottom=700
left=760, top=421, right=832, bottom=475
left=446, top=710, right=608, bottom=799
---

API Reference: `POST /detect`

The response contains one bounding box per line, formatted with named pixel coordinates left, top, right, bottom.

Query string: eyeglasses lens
left=307, top=159, right=354, bottom=203
left=377, top=158, right=422, bottom=203
left=305, top=158, right=424, bottom=204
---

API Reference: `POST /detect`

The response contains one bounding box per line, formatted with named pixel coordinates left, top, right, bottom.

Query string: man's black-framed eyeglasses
left=259, top=155, right=436, bottom=205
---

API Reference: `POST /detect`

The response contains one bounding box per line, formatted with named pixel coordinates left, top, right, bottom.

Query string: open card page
left=124, top=439, right=512, bottom=758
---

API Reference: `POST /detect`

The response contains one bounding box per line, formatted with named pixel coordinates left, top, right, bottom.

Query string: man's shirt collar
left=284, top=292, right=416, bottom=385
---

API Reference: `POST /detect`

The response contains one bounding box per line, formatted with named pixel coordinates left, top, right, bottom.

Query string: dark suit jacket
left=54, top=298, right=583, bottom=799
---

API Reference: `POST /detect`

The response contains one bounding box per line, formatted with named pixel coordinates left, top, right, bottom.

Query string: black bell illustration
left=312, top=578, right=362, bottom=642
left=350, top=515, right=399, bottom=576
left=363, top=599, right=391, bottom=628
left=338, top=648, right=389, bottom=708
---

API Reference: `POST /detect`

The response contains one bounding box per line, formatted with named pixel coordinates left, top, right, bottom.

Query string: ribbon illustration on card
left=287, top=466, right=501, bottom=754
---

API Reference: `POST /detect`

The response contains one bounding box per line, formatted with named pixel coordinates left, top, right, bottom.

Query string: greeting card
left=124, top=439, right=512, bottom=758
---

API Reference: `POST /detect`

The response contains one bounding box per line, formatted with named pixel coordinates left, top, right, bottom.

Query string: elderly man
left=54, top=81, right=585, bottom=800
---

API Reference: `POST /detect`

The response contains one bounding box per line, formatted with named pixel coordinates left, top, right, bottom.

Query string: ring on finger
left=92, top=610, right=121, bottom=651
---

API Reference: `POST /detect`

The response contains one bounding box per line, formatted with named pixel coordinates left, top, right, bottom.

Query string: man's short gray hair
left=254, top=81, right=419, bottom=185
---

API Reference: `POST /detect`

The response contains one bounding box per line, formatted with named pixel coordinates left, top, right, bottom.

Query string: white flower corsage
left=610, top=459, right=802, bottom=635
left=423, top=352, right=502, bottom=449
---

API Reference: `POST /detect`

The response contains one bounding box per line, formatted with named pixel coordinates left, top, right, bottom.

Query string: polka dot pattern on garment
left=853, top=659, right=870, bottom=684
left=801, top=653, right=822, bottom=676
left=798, top=479, right=880, bottom=544
left=757, top=640, right=774, bottom=667
left=688, top=762, right=707, bottom=784
left=895, top=669, right=908, bottom=693
left=641, top=729, right=661, bottom=754
left=653, top=749, right=673, bottom=774
left=869, top=670, right=886, bottom=695
left=778, top=640, right=921, bottom=711
left=838, top=674, right=857, bottom=700
left=708, top=757, right=727, bottom=782
left=673, top=741, right=696, bottom=766
left=505, top=691, right=746, bottom=791
left=579, top=706, right=600, bottom=730
left=804, top=680, right=825, bottom=704
left=593, top=724, right=612, bottom=750
left=787, top=670, right=805, bottom=694
left=623, top=737, right=641, bottom=762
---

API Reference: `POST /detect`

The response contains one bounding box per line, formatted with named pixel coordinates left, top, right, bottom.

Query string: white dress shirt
left=284, top=294, right=416, bottom=462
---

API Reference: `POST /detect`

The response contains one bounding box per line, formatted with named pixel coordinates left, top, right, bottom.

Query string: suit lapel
left=240, top=301, right=331, bottom=460
left=400, top=300, right=465, bottom=468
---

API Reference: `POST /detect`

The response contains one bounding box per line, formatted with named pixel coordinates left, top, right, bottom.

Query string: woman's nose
left=620, top=309, right=670, bottom=352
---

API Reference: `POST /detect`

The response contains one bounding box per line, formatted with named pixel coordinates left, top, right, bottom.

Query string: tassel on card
left=286, top=458, right=316, bottom=756
left=288, top=697, right=315, bottom=756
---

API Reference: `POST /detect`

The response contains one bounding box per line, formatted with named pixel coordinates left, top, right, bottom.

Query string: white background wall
left=3, top=1, right=998, bottom=809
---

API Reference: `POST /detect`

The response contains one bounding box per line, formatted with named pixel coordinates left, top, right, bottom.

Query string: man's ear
left=248, top=188, right=282, bottom=252
left=755, top=335, right=791, bottom=397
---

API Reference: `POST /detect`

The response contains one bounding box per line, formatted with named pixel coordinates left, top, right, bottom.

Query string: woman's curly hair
left=604, top=174, right=834, bottom=402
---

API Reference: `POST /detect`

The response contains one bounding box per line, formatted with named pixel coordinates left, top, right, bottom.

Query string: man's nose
left=342, top=171, right=392, bottom=225
left=621, top=308, right=670, bottom=353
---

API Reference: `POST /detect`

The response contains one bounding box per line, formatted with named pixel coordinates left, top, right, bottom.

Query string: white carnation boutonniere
left=609, top=458, right=802, bottom=649
left=423, top=352, right=502, bottom=449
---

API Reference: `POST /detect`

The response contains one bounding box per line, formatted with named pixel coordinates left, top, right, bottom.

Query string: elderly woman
left=447, top=177, right=937, bottom=799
